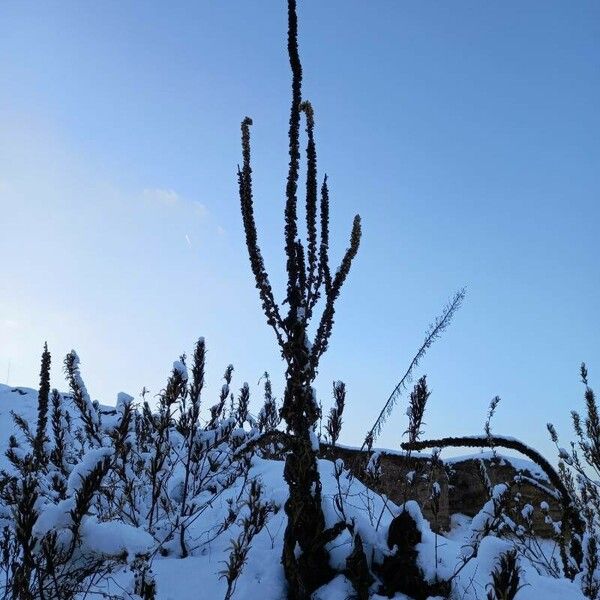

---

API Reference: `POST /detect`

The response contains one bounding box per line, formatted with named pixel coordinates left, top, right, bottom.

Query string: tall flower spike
left=285, top=0, right=303, bottom=308
left=311, top=214, right=362, bottom=368
left=319, top=176, right=331, bottom=295
left=300, top=101, right=319, bottom=311
left=239, top=117, right=284, bottom=348
left=34, top=342, right=51, bottom=467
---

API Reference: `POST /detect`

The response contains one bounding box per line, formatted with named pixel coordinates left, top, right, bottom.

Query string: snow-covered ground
left=0, top=383, right=586, bottom=599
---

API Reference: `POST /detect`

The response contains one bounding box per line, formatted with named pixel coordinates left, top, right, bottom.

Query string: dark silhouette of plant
left=548, top=364, right=600, bottom=597
left=486, top=549, right=525, bottom=600
left=344, top=533, right=373, bottom=600
left=377, top=503, right=450, bottom=600
left=257, top=373, right=281, bottom=434
left=325, top=381, right=345, bottom=446
left=33, top=342, right=50, bottom=469
left=405, top=375, right=430, bottom=446
left=220, top=480, right=277, bottom=600
left=177, top=338, right=205, bottom=557
left=238, top=1, right=360, bottom=596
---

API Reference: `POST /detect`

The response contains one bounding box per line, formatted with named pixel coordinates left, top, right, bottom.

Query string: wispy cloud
left=142, top=189, right=208, bottom=222
left=142, top=188, right=180, bottom=206
left=193, top=201, right=207, bottom=218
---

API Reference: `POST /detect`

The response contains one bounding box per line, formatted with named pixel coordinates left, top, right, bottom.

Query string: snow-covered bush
left=548, top=364, right=600, bottom=598
left=0, top=339, right=270, bottom=599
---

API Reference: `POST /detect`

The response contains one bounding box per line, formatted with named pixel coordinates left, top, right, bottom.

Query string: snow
left=0, top=383, right=588, bottom=600
left=172, top=360, right=188, bottom=381
left=33, top=497, right=77, bottom=538
left=521, top=503, right=534, bottom=519
left=117, top=391, right=134, bottom=409
left=446, top=512, right=585, bottom=600
left=81, top=519, right=154, bottom=557
left=66, top=446, right=112, bottom=492
left=310, top=428, right=320, bottom=451
left=313, top=575, right=355, bottom=599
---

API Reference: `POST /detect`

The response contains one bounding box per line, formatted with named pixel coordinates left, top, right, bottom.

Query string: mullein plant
left=237, top=0, right=360, bottom=596
left=237, top=3, right=466, bottom=597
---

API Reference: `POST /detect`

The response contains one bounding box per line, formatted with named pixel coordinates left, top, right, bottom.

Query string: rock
left=321, top=444, right=450, bottom=531
left=446, top=455, right=561, bottom=537
left=320, top=445, right=561, bottom=538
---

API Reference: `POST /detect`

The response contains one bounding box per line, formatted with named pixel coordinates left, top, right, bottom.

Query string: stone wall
left=446, top=455, right=561, bottom=537
left=321, top=445, right=450, bottom=531
left=320, top=445, right=561, bottom=537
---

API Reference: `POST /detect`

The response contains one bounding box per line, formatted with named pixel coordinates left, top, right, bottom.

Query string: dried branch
left=362, top=288, right=465, bottom=448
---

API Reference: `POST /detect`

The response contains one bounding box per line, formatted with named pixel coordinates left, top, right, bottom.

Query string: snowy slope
left=0, top=383, right=586, bottom=599
left=0, top=384, right=39, bottom=452
left=0, top=383, right=117, bottom=457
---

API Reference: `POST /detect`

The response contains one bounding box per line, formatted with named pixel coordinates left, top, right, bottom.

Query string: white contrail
left=185, top=234, right=192, bottom=248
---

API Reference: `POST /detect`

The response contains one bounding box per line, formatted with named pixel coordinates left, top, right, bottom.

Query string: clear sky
left=1, top=1, right=599, bottom=460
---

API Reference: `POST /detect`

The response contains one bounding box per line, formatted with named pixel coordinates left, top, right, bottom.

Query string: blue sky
left=1, top=1, right=599, bottom=459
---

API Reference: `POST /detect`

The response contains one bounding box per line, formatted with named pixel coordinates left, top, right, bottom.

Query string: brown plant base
left=281, top=435, right=334, bottom=599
